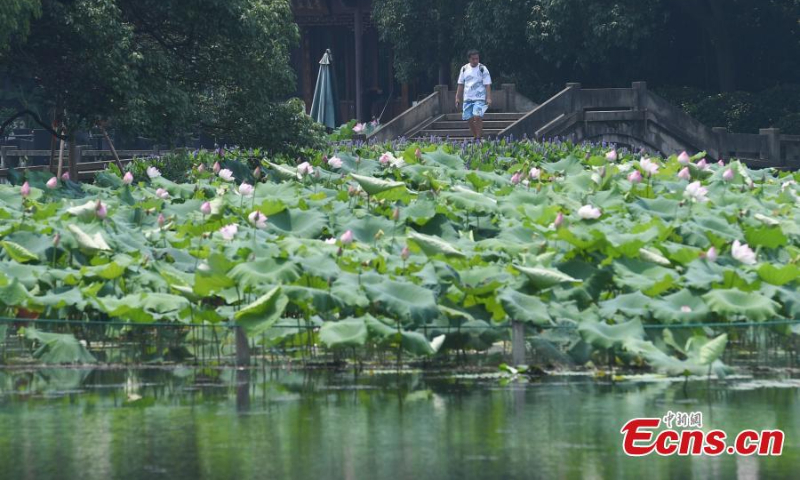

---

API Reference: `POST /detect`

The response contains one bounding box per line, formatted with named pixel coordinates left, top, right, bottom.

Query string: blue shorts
left=462, top=100, right=488, bottom=120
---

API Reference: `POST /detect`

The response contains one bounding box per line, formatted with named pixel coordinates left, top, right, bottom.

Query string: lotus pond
left=0, top=367, right=799, bottom=479
left=0, top=140, right=798, bottom=373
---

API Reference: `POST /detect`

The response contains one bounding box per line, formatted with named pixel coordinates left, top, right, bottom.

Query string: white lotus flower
left=219, top=224, right=238, bottom=241
left=605, top=150, right=617, bottom=161
left=577, top=205, right=601, bottom=220
left=324, top=237, right=337, bottom=245
left=705, top=246, right=718, bottom=262
left=238, top=182, right=254, bottom=196
left=248, top=210, right=267, bottom=229
left=297, top=162, right=313, bottom=176
left=684, top=181, right=709, bottom=202
left=328, top=156, right=343, bottom=169
left=218, top=169, right=234, bottom=182
left=146, top=166, right=161, bottom=179
left=640, top=157, right=659, bottom=175
left=155, top=188, right=170, bottom=199
left=529, top=167, right=541, bottom=180
left=680, top=306, right=692, bottom=313
left=731, top=240, right=756, bottom=265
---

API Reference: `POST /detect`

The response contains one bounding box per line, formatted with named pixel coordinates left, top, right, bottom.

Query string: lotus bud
left=61, top=172, right=70, bottom=181
left=340, top=229, right=354, bottom=245
left=677, top=151, right=691, bottom=164
left=348, top=185, right=357, bottom=197
left=53, top=233, right=61, bottom=247
left=122, top=172, right=134, bottom=185
left=46, top=177, right=58, bottom=189
left=705, top=246, right=718, bottom=262
left=627, top=170, right=643, bottom=184
left=200, top=201, right=212, bottom=215
left=401, top=245, right=410, bottom=260
left=96, top=200, right=107, bottom=219
left=553, top=212, right=564, bottom=228
left=722, top=168, right=734, bottom=182
left=253, top=166, right=262, bottom=180
left=374, top=229, right=384, bottom=241
left=198, top=164, right=206, bottom=174
left=697, top=159, right=708, bottom=170
left=677, top=167, right=690, bottom=181
left=510, top=172, right=522, bottom=185
left=20, top=181, right=30, bottom=198
left=415, top=148, right=422, bottom=159
left=157, top=213, right=165, bottom=227
left=717, top=159, right=725, bottom=166
left=393, top=207, right=400, bottom=221
left=213, top=161, right=221, bottom=174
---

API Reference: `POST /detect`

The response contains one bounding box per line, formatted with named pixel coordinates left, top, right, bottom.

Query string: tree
left=0, top=0, right=322, bottom=163
left=0, top=0, right=41, bottom=52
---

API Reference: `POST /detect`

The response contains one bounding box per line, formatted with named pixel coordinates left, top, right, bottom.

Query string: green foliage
left=0, top=140, right=797, bottom=371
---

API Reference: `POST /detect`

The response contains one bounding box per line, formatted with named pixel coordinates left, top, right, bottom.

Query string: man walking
left=455, top=50, right=492, bottom=141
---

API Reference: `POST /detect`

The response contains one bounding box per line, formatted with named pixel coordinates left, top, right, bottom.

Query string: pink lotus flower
left=697, top=159, right=708, bottom=170
left=605, top=150, right=617, bottom=161
left=157, top=213, right=165, bottom=227
left=705, top=246, right=718, bottom=262
left=20, top=182, right=30, bottom=198
left=156, top=188, right=170, bottom=199
left=248, top=210, right=267, bottom=229
left=197, top=164, right=206, bottom=174
left=717, top=159, right=725, bottom=167
left=218, top=169, right=234, bottom=182
left=200, top=201, right=212, bottom=215
left=96, top=200, right=107, bottom=219
left=379, top=152, right=393, bottom=165
left=122, top=172, right=134, bottom=185
left=677, top=151, right=691, bottom=164
left=529, top=167, right=541, bottom=180
left=677, top=167, right=691, bottom=181
left=46, top=177, right=58, bottom=189
left=640, top=157, right=659, bottom=176
left=401, top=245, right=410, bottom=260
left=340, top=229, right=354, bottom=245
left=328, top=156, right=343, bottom=169
left=297, top=162, right=313, bottom=176
left=684, top=181, right=709, bottom=203
left=577, top=205, right=601, bottom=220
left=553, top=212, right=564, bottom=228
left=353, top=123, right=365, bottom=133
left=722, top=168, right=734, bottom=182
left=731, top=240, right=756, bottom=265
left=510, top=172, right=522, bottom=185
left=628, top=170, right=643, bottom=184
left=146, top=166, right=161, bottom=179
left=219, top=224, right=238, bottom=241
left=238, top=182, right=254, bottom=196
left=61, top=172, right=70, bottom=181
left=213, top=162, right=221, bottom=174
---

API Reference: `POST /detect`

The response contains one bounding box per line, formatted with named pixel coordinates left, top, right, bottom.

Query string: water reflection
left=0, top=367, right=798, bottom=479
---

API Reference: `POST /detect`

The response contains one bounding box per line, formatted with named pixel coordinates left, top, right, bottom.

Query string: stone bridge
left=369, top=82, right=800, bottom=170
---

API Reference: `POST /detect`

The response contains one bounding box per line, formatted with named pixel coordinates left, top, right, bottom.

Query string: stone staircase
left=414, top=112, right=527, bottom=140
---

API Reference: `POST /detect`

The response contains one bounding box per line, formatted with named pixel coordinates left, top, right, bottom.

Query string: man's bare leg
left=467, top=117, right=477, bottom=139
left=475, top=116, right=483, bottom=140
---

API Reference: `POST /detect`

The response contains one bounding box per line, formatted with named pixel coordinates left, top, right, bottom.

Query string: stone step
left=418, top=128, right=505, bottom=137
left=441, top=112, right=525, bottom=121
left=430, top=120, right=515, bottom=129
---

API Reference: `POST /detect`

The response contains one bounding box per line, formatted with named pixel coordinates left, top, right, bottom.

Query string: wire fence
left=1, top=317, right=798, bottom=369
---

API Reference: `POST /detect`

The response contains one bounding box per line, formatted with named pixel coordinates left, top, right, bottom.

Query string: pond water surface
left=0, top=367, right=797, bottom=479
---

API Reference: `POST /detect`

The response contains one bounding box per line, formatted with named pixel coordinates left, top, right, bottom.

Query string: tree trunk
left=677, top=0, right=736, bottom=92
left=68, top=134, right=78, bottom=181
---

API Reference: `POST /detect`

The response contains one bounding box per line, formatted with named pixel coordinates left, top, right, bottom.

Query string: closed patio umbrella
left=310, top=49, right=338, bottom=129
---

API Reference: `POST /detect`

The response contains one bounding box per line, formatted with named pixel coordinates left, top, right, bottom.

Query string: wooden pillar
left=512, top=321, right=526, bottom=366
left=235, top=326, right=250, bottom=366
left=354, top=3, right=364, bottom=121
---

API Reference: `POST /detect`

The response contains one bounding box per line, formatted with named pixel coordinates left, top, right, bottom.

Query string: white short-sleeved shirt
left=457, top=63, right=492, bottom=101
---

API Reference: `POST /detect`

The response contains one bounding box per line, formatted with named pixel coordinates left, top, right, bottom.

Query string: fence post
left=511, top=321, right=526, bottom=366
left=434, top=84, right=449, bottom=115
left=235, top=326, right=250, bottom=366
left=502, top=84, right=516, bottom=112
left=0, top=146, right=17, bottom=169
left=759, top=128, right=781, bottom=166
